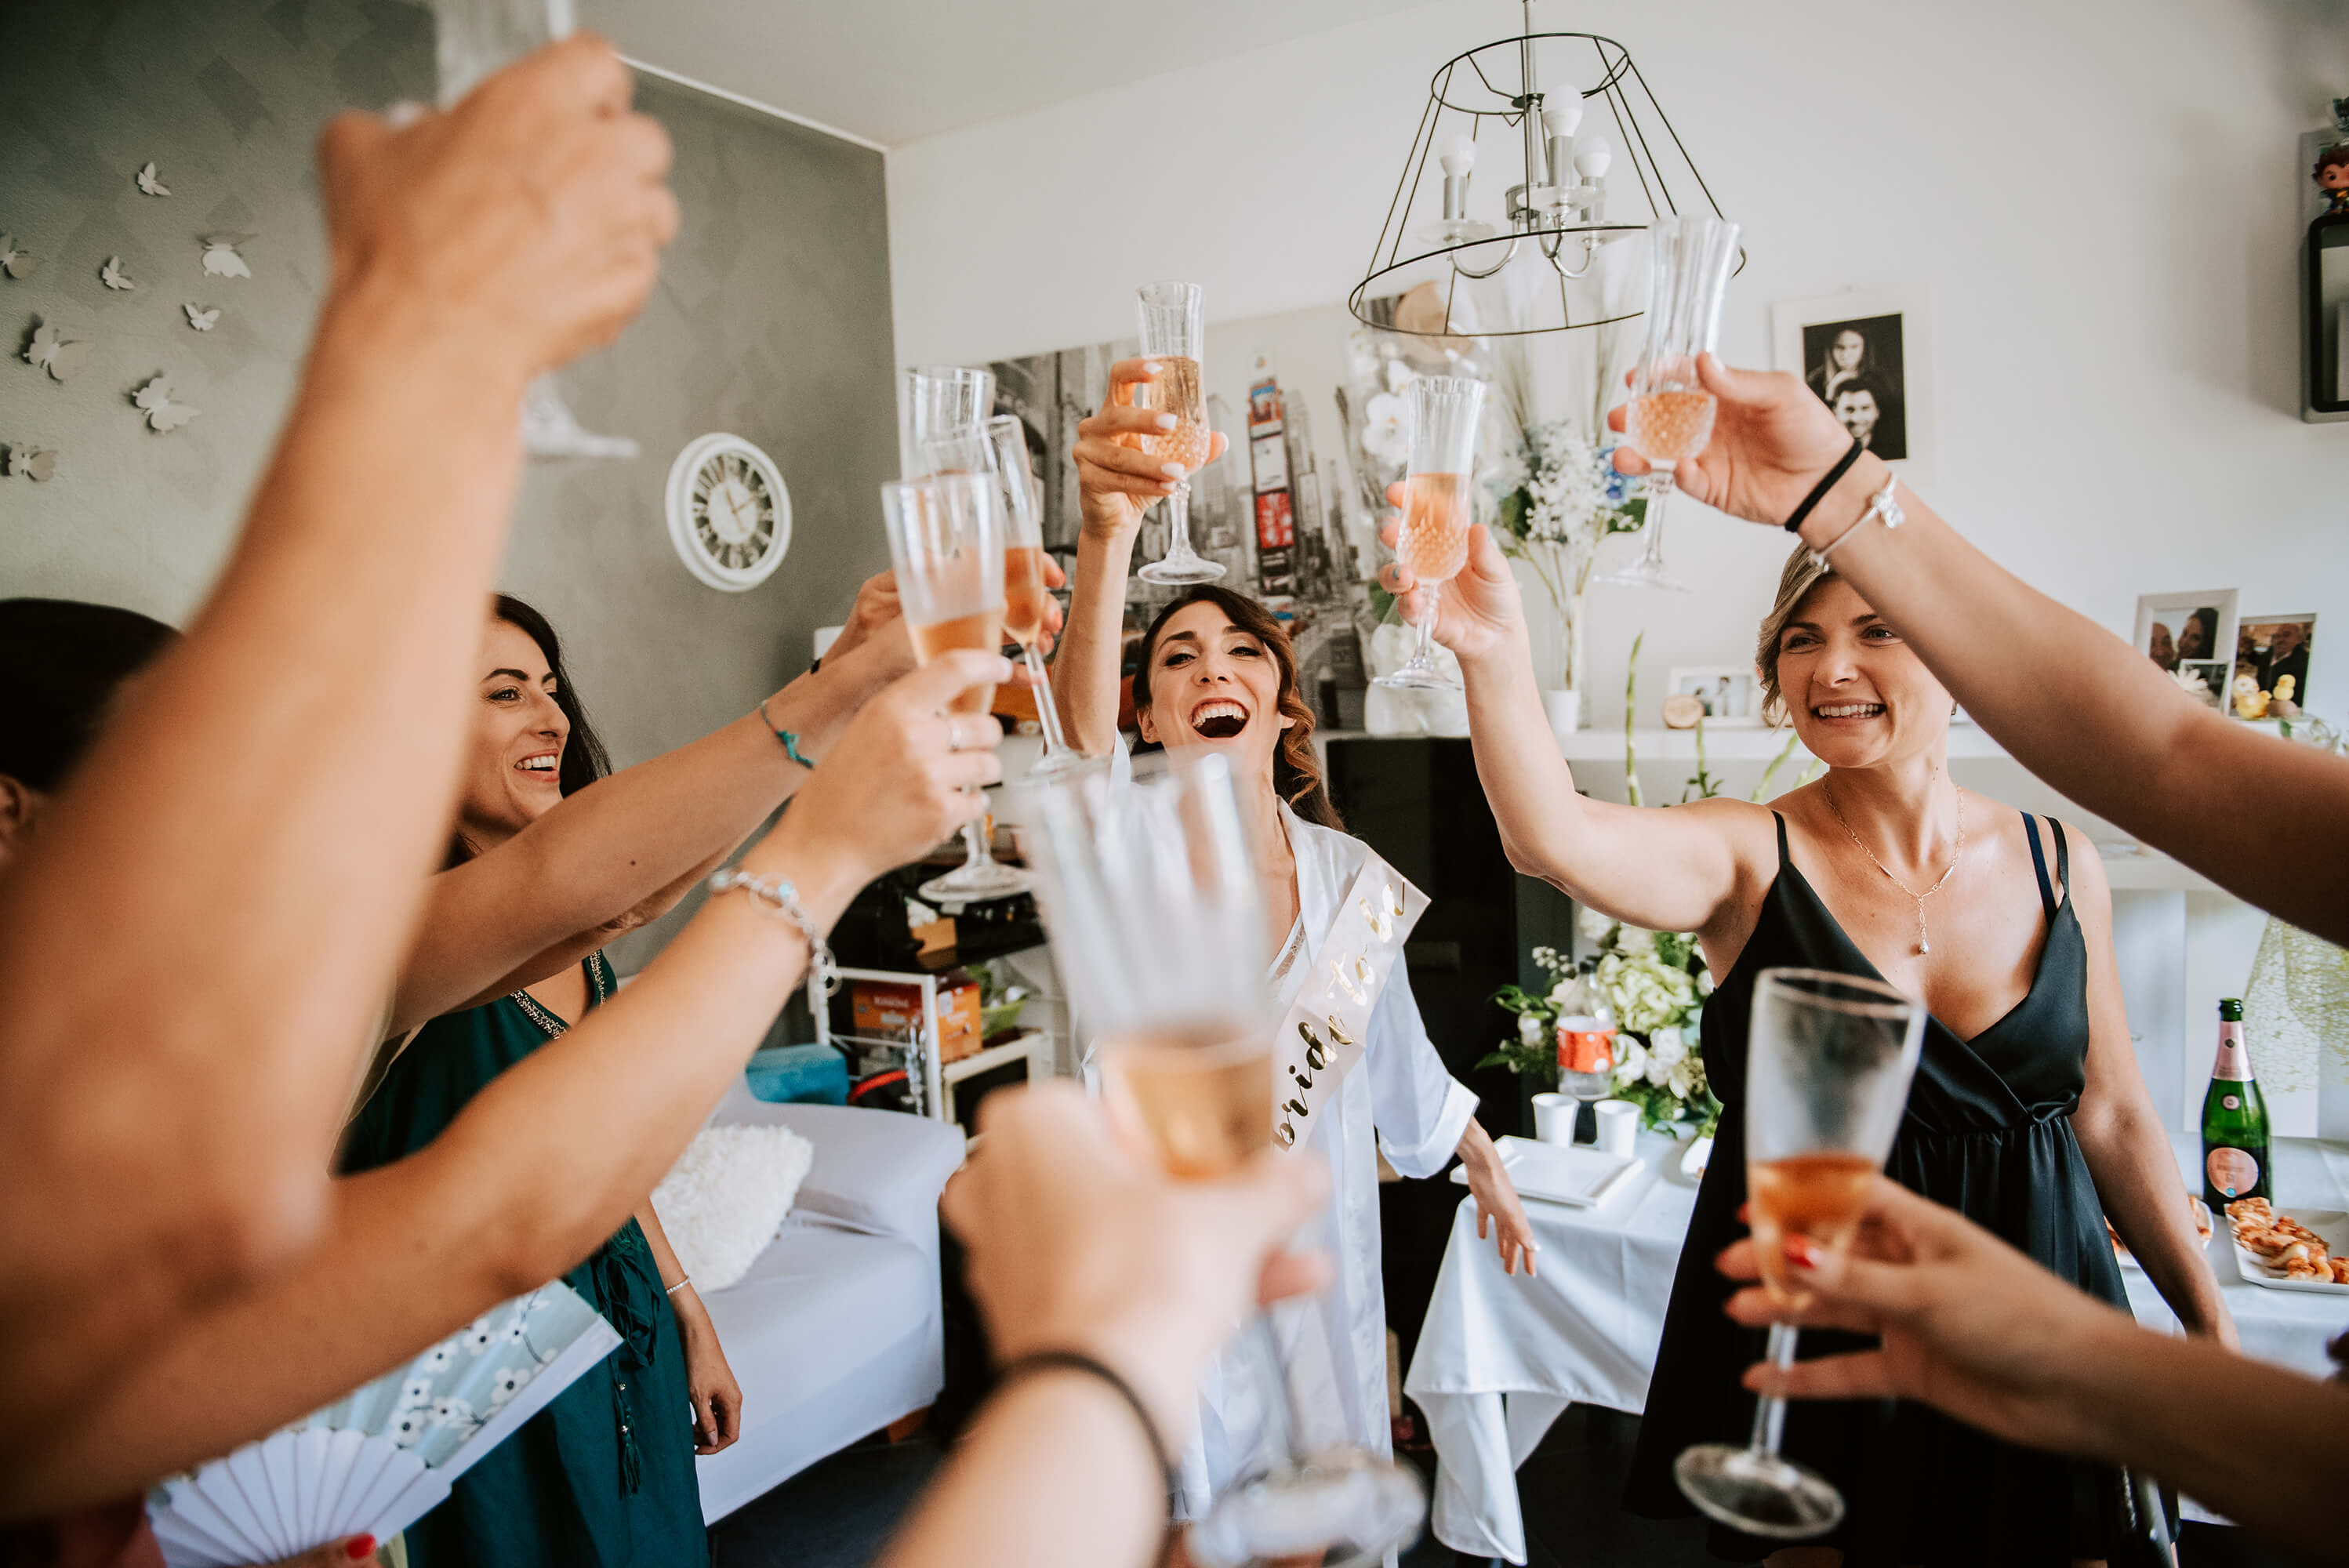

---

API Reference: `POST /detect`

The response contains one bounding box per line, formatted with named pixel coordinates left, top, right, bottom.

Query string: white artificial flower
left=1362, top=392, right=1410, bottom=468
left=1695, top=967, right=1715, bottom=999
left=1646, top=1053, right=1672, bottom=1087
left=1518, top=1011, right=1548, bottom=1047
left=1547, top=978, right=1577, bottom=1010
left=1384, top=358, right=1414, bottom=394
left=1614, top=1038, right=1650, bottom=1085
left=1668, top=1058, right=1700, bottom=1098
left=1647, top=1025, right=1686, bottom=1068
left=1575, top=904, right=1617, bottom=945
left=1614, top=924, right=1658, bottom=957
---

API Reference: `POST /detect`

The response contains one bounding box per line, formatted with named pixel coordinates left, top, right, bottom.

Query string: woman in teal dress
left=342, top=596, right=736, bottom=1567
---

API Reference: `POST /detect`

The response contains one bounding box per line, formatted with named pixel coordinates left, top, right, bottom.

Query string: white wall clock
left=665, top=433, right=791, bottom=592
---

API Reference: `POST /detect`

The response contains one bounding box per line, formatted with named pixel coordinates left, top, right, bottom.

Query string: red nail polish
left=1786, top=1237, right=1822, bottom=1269
left=347, top=1537, right=377, bottom=1561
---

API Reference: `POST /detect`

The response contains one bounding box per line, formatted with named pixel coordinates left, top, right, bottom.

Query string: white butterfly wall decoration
left=183, top=304, right=219, bottom=332
left=6, top=445, right=57, bottom=482
left=99, top=256, right=136, bottom=292
left=136, top=162, right=171, bottom=197
left=133, top=374, right=198, bottom=433
left=0, top=236, right=34, bottom=280
left=24, top=321, right=90, bottom=381
left=200, top=238, right=251, bottom=279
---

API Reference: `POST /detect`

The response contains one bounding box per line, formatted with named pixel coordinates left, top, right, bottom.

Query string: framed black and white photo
left=1668, top=666, right=1760, bottom=727
left=2134, top=589, right=2238, bottom=707
left=1773, top=289, right=1937, bottom=477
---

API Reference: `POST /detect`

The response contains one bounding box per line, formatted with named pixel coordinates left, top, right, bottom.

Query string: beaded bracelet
left=708, top=866, right=840, bottom=996
left=758, top=695, right=814, bottom=769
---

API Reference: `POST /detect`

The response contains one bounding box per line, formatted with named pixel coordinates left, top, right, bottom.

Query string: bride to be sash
left=1271, top=849, right=1428, bottom=1152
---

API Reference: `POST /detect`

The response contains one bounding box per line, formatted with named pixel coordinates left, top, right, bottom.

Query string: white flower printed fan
left=147, top=1282, right=620, bottom=1566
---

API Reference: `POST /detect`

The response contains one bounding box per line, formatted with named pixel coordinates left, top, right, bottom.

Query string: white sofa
left=691, top=1080, right=966, bottom=1523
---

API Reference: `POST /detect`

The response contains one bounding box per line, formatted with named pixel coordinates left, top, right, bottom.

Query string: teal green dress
left=342, top=953, right=710, bottom=1568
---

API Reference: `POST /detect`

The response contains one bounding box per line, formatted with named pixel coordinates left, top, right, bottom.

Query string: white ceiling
left=583, top=0, right=1432, bottom=149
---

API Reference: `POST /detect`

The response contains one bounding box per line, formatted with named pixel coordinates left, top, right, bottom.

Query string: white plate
left=2225, top=1206, right=2349, bottom=1294
left=1679, top=1135, right=1713, bottom=1181
left=1450, top=1134, right=1639, bottom=1208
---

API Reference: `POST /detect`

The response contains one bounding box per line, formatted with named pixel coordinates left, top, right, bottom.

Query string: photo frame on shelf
left=2236, top=612, right=2317, bottom=712
left=2133, top=589, right=2238, bottom=710
left=1668, top=666, right=1760, bottom=727
left=1771, top=289, right=1937, bottom=481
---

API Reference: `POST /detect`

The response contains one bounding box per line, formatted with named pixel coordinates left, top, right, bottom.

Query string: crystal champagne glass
left=899, top=368, right=1033, bottom=901
left=1027, top=757, right=1426, bottom=1568
left=1374, top=374, right=1487, bottom=691
left=434, top=0, right=637, bottom=462
left=1132, top=281, right=1224, bottom=586
left=1674, top=967, right=1925, bottom=1539
left=978, top=417, right=1084, bottom=779
left=1599, top=213, right=1741, bottom=591
left=880, top=474, right=1027, bottom=906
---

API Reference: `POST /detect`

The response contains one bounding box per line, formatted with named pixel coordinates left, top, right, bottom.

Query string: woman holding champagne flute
left=1059, top=361, right=1538, bottom=1540
left=1381, top=509, right=2232, bottom=1562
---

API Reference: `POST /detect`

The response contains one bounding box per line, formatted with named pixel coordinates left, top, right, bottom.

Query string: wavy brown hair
left=1132, top=585, right=1342, bottom=830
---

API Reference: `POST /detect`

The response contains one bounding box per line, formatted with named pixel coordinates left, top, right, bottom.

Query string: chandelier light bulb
left=1438, top=135, right=1477, bottom=177
left=1541, top=99, right=1582, bottom=139
left=1574, top=138, right=1613, bottom=179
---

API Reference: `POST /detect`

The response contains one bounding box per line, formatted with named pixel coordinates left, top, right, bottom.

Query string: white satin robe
left=1165, top=801, right=1479, bottom=1517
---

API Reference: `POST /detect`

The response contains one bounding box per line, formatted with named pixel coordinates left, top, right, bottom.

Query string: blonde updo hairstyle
left=1754, top=544, right=1834, bottom=728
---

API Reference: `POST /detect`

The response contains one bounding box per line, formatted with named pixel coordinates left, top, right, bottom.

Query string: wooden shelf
left=942, top=1029, right=1050, bottom=1086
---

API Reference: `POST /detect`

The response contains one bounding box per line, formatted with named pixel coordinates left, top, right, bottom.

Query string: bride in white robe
left=1052, top=358, right=1538, bottom=1525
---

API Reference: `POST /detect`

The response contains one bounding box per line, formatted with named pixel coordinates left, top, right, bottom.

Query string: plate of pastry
left=2224, top=1197, right=2349, bottom=1292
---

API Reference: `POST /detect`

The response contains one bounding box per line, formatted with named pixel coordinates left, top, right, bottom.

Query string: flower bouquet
left=1480, top=907, right=1720, bottom=1134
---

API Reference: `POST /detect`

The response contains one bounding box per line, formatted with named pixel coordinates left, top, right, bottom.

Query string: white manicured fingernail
left=1154, top=413, right=1177, bottom=430
left=1142, top=361, right=1162, bottom=372
left=1161, top=463, right=1185, bottom=478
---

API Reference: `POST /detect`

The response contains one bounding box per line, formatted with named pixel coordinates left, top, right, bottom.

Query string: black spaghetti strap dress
left=1625, top=813, right=2129, bottom=1565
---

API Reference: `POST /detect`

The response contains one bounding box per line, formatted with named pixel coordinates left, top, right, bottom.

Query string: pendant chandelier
left=1351, top=4, right=1732, bottom=338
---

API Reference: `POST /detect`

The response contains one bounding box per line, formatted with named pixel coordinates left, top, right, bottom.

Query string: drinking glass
left=927, top=418, right=1086, bottom=780
left=1599, top=214, right=1741, bottom=592
left=1674, top=967, right=1925, bottom=1539
left=880, top=474, right=1027, bottom=906
left=1026, top=757, right=1426, bottom=1568
left=1132, top=281, right=1224, bottom=586
left=1374, top=375, right=1487, bottom=691
left=435, top=0, right=638, bottom=462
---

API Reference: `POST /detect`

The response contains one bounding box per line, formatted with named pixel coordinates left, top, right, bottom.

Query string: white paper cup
left=1593, top=1098, right=1639, bottom=1156
left=1531, top=1092, right=1576, bottom=1145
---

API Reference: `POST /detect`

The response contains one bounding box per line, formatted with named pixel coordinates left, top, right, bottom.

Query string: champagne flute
left=1374, top=375, right=1487, bottom=691
left=434, top=0, right=638, bottom=462
left=1674, top=967, right=1925, bottom=1539
left=1598, top=213, right=1741, bottom=592
left=1132, top=281, right=1225, bottom=586
left=1027, top=756, right=1425, bottom=1568
left=880, top=474, right=1028, bottom=906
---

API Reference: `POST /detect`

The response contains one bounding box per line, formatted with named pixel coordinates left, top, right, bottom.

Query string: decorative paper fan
left=147, top=1281, right=619, bottom=1567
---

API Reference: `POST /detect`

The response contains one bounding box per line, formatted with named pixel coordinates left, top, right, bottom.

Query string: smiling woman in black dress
left=1397, top=533, right=2236, bottom=1566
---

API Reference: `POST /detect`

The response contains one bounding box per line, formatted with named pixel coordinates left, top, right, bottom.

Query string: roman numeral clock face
left=664, top=434, right=793, bottom=592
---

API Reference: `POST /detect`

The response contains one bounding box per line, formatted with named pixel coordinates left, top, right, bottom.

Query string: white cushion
left=650, top=1123, right=815, bottom=1292
left=705, top=1087, right=964, bottom=1243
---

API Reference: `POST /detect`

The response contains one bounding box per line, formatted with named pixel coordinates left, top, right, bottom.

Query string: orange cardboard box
left=851, top=975, right=985, bottom=1064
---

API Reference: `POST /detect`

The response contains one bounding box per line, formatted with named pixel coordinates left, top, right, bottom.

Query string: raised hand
left=1073, top=358, right=1229, bottom=541
left=317, top=33, right=680, bottom=386
left=1375, top=480, right=1527, bottom=666
left=1606, top=354, right=1854, bottom=530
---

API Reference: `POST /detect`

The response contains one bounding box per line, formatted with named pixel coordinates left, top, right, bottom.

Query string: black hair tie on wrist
left=1783, top=435, right=1865, bottom=535
left=994, top=1350, right=1179, bottom=1563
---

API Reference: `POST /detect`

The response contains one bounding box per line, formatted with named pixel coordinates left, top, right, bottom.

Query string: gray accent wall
left=2, top=0, right=899, bottom=965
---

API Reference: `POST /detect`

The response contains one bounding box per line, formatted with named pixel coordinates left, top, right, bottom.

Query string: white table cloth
left=1404, top=1127, right=2349, bottom=1565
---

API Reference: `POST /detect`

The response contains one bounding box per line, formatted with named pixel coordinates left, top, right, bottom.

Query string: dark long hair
left=448, top=595, right=612, bottom=867
left=0, top=598, right=177, bottom=790
left=1131, top=585, right=1342, bottom=831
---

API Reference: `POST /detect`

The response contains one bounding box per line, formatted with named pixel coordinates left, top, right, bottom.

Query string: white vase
left=1544, top=688, right=1582, bottom=742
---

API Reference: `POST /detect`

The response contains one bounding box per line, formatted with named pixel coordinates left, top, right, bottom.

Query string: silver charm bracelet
left=708, top=866, right=841, bottom=996
left=1807, top=474, right=1905, bottom=572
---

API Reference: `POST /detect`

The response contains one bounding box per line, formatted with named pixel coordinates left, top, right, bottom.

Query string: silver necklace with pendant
left=1823, top=779, right=1966, bottom=955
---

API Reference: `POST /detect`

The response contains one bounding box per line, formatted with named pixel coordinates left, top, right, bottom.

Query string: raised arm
left=0, top=34, right=677, bottom=1418
left=1381, top=506, right=1760, bottom=936
left=11, top=652, right=1009, bottom=1511
left=1053, top=359, right=1228, bottom=753
left=392, top=586, right=914, bottom=1032
left=1610, top=355, right=2349, bottom=946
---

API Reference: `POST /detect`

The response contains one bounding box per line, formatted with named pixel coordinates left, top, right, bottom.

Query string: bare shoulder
left=1665, top=793, right=1784, bottom=877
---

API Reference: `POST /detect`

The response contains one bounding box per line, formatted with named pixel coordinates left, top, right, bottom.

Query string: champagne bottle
left=2200, top=997, right=2272, bottom=1209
